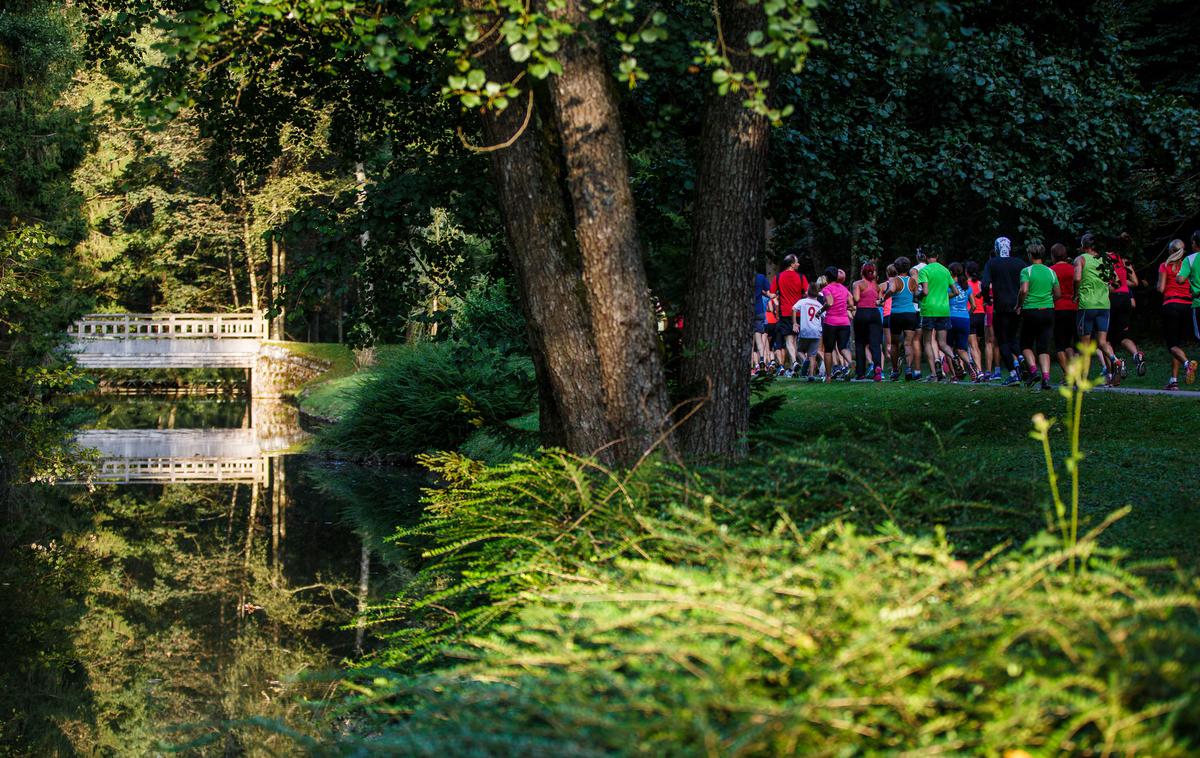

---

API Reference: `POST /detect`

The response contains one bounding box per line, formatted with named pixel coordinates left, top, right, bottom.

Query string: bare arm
left=1157, top=269, right=1167, bottom=294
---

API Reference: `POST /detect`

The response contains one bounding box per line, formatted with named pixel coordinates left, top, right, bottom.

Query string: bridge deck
left=68, top=313, right=265, bottom=369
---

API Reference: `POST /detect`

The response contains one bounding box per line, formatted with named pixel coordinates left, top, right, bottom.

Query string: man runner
left=982, top=237, right=1027, bottom=386
left=1074, top=233, right=1123, bottom=385
left=915, top=250, right=960, bottom=382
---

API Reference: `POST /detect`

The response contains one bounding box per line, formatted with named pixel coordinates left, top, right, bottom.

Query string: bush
left=331, top=452, right=1200, bottom=756
left=445, top=276, right=528, bottom=356
left=318, top=341, right=535, bottom=461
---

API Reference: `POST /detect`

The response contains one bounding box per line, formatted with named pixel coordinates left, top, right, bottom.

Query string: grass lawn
left=749, top=376, right=1200, bottom=573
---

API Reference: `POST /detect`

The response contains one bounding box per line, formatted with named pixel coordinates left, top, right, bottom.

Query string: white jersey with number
left=793, top=297, right=824, bottom=339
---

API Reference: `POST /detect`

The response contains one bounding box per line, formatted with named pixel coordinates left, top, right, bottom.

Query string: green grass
left=755, top=376, right=1200, bottom=572
left=266, top=342, right=412, bottom=421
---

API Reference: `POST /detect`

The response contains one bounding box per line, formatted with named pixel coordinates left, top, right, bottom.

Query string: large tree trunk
left=477, top=42, right=614, bottom=460
left=679, top=0, right=773, bottom=459
left=542, top=0, right=672, bottom=465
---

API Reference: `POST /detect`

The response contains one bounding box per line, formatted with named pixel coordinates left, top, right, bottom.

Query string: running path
left=1091, top=385, right=1200, bottom=398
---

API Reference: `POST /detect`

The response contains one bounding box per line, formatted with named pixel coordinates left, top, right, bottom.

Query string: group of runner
left=752, top=230, right=1200, bottom=390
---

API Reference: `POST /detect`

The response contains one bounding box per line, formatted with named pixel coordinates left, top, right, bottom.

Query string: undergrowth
left=318, top=341, right=535, bottom=462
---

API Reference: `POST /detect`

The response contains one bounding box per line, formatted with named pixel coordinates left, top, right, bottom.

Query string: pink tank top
left=858, top=280, right=879, bottom=309
left=824, top=282, right=851, bottom=326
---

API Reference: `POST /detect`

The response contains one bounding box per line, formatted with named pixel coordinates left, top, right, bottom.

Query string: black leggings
left=993, top=308, right=1021, bottom=370
left=1162, top=302, right=1192, bottom=351
left=853, top=309, right=883, bottom=377
left=1020, top=308, right=1054, bottom=356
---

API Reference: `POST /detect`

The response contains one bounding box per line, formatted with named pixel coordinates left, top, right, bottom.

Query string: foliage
left=768, top=0, right=1200, bottom=266
left=328, top=449, right=1199, bottom=755
left=319, top=341, right=535, bottom=461
left=443, top=276, right=527, bottom=355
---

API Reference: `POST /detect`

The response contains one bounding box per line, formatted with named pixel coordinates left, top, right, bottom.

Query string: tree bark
left=542, top=0, right=672, bottom=464
left=477, top=41, right=614, bottom=459
left=242, top=197, right=259, bottom=313
left=679, top=0, right=773, bottom=460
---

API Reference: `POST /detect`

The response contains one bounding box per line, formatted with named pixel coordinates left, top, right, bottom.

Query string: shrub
left=335, top=452, right=1200, bottom=756
left=319, top=341, right=535, bottom=461
left=445, top=276, right=528, bottom=356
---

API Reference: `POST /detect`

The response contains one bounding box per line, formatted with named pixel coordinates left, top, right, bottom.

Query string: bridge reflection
left=72, top=400, right=308, bottom=485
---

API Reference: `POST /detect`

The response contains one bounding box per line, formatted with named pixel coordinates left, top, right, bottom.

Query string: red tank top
left=858, top=280, right=879, bottom=309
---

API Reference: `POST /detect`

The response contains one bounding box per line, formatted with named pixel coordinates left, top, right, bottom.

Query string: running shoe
left=890, top=371, right=901, bottom=382
left=1110, top=367, right=1122, bottom=387
left=905, top=369, right=915, bottom=382
left=1039, top=380, right=1052, bottom=392
left=1024, top=369, right=1039, bottom=388
left=1001, top=374, right=1021, bottom=387
left=1135, top=352, right=1147, bottom=376
left=874, top=367, right=883, bottom=382
left=1116, top=358, right=1128, bottom=379
left=1187, top=360, right=1198, bottom=385
left=1165, top=380, right=1179, bottom=391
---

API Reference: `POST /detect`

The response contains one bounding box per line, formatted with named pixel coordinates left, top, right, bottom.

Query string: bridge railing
left=68, top=312, right=265, bottom=340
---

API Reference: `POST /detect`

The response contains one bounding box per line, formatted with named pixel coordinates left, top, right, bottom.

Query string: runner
left=819, top=266, right=853, bottom=382
left=948, top=262, right=980, bottom=380
left=965, top=261, right=986, bottom=380
left=1074, top=233, right=1123, bottom=385
left=851, top=262, right=884, bottom=381
left=1108, top=233, right=1146, bottom=377
left=1049, top=243, right=1077, bottom=382
left=752, top=269, right=771, bottom=373
left=791, top=283, right=826, bottom=382
left=1158, top=239, right=1196, bottom=389
left=982, top=237, right=1027, bottom=385
left=888, top=256, right=921, bottom=380
left=915, top=250, right=959, bottom=382
left=1018, top=243, right=1059, bottom=391
left=881, top=264, right=895, bottom=371
left=1177, top=230, right=1200, bottom=342
left=771, top=253, right=809, bottom=374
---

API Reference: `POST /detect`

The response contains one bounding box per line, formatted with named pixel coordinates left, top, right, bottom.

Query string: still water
left=7, top=395, right=421, bottom=756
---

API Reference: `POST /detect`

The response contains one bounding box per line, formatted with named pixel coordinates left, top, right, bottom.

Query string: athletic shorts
left=1194, top=308, right=1200, bottom=341
left=881, top=315, right=891, bottom=330
left=1020, top=308, right=1054, bottom=355
left=890, top=312, right=918, bottom=333
left=1077, top=308, right=1110, bottom=338
left=1109, top=292, right=1133, bottom=341
left=797, top=337, right=821, bottom=356
left=822, top=323, right=851, bottom=351
left=1054, top=309, right=1077, bottom=352
left=767, top=323, right=784, bottom=351
left=774, top=321, right=793, bottom=345
left=949, top=317, right=971, bottom=351
left=1162, top=302, right=1192, bottom=350
left=753, top=317, right=767, bottom=335
left=969, top=313, right=985, bottom=342
left=924, top=316, right=952, bottom=332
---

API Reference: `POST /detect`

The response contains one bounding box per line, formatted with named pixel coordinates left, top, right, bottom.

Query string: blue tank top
left=891, top=276, right=916, bottom=314
left=949, top=283, right=970, bottom=318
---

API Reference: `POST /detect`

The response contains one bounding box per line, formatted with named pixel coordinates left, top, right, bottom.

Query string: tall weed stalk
left=1029, top=341, right=1098, bottom=573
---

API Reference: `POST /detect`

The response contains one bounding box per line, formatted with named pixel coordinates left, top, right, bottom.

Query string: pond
left=3, top=394, right=422, bottom=756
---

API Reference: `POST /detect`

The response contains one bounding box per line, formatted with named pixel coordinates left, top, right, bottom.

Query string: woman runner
left=1049, top=243, right=1077, bottom=382
left=1018, top=243, right=1060, bottom=391
left=851, top=263, right=884, bottom=381
left=888, top=256, right=921, bottom=380
left=1158, top=239, right=1197, bottom=389
left=966, top=261, right=986, bottom=380
left=1109, top=233, right=1147, bottom=376
left=819, top=266, right=854, bottom=382
left=948, top=262, right=981, bottom=380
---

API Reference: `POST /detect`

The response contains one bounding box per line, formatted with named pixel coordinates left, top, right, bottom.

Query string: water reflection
left=7, top=395, right=422, bottom=756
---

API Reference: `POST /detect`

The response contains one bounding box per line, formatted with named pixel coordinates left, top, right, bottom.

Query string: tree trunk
left=242, top=198, right=259, bottom=313
left=679, top=0, right=773, bottom=459
left=225, top=245, right=240, bottom=310
left=543, top=0, right=672, bottom=464
left=477, top=40, right=614, bottom=459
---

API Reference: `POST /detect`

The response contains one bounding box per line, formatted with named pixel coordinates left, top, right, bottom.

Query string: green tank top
left=1077, top=254, right=1110, bottom=310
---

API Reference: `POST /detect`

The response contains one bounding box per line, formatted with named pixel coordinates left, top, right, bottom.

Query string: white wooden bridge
left=67, top=313, right=265, bottom=368
left=72, top=402, right=308, bottom=485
